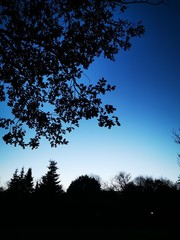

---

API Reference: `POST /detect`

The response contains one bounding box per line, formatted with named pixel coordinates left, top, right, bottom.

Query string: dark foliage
left=66, top=174, right=101, bottom=195
left=1, top=163, right=179, bottom=231
left=0, top=0, right=146, bottom=148
left=35, top=160, right=64, bottom=196
left=7, top=167, right=34, bottom=196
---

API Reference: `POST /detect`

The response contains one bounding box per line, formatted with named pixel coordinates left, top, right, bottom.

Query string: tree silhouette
left=24, top=168, right=34, bottom=194
left=38, top=160, right=63, bottom=196
left=7, top=168, right=20, bottom=195
left=7, top=167, right=34, bottom=196
left=134, top=175, right=155, bottom=192
left=0, top=0, right=150, bottom=149
left=109, top=171, right=131, bottom=191
left=67, top=174, right=101, bottom=195
left=1, top=164, right=180, bottom=229
left=154, top=178, right=175, bottom=192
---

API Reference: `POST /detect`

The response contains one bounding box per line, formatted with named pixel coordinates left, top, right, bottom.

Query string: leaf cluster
left=0, top=0, right=144, bottom=148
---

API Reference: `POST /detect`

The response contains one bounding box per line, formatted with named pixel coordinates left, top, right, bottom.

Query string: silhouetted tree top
left=132, top=175, right=176, bottom=193
left=38, top=160, right=63, bottom=195
left=110, top=171, right=131, bottom=191
left=0, top=0, right=150, bottom=149
left=67, top=174, right=101, bottom=195
left=7, top=167, right=34, bottom=195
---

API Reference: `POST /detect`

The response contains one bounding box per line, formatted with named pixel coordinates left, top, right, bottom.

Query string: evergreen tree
left=24, top=168, right=34, bottom=194
left=7, top=167, right=34, bottom=196
left=39, top=160, right=63, bottom=196
left=7, top=168, right=20, bottom=194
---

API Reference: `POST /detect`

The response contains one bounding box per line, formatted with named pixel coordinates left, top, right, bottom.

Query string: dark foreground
left=3, top=226, right=179, bottom=240
left=1, top=190, right=180, bottom=239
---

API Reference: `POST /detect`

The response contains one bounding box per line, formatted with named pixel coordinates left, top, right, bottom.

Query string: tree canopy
left=0, top=0, right=162, bottom=149
left=67, top=174, right=101, bottom=194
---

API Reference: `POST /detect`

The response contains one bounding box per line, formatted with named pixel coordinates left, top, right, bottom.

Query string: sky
left=0, top=0, right=180, bottom=190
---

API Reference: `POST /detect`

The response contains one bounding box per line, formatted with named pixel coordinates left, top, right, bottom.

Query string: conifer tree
left=39, top=160, right=63, bottom=196
left=24, top=168, right=34, bottom=194
left=7, top=168, right=20, bottom=194
left=7, top=167, right=34, bottom=195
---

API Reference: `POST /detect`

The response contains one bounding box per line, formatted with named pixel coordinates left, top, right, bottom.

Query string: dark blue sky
left=0, top=0, right=180, bottom=190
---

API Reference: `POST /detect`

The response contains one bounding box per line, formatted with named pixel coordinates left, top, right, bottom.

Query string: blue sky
left=0, top=0, right=180, bottom=190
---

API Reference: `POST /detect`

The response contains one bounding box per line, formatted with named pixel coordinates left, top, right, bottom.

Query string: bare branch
left=173, top=129, right=180, bottom=145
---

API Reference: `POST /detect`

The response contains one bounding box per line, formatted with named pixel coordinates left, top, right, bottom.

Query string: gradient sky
left=0, top=0, right=180, bottom=190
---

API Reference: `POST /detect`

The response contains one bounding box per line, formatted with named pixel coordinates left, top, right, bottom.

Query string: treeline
left=0, top=160, right=180, bottom=228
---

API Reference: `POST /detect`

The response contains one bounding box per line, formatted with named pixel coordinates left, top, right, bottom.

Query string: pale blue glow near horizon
left=0, top=0, right=180, bottom=190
